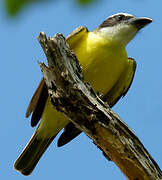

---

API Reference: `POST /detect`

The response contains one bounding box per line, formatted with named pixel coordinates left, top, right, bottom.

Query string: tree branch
left=37, top=32, right=162, bottom=180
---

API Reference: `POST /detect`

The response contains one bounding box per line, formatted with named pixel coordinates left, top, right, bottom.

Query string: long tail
left=14, top=131, right=56, bottom=176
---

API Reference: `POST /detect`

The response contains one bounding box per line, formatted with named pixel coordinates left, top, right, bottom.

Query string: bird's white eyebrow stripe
left=109, top=13, right=134, bottom=19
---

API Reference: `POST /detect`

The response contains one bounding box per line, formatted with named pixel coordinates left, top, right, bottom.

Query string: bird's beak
left=130, top=17, right=152, bottom=29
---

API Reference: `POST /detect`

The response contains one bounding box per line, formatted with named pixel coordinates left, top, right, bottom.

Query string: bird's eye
left=117, top=15, right=124, bottom=21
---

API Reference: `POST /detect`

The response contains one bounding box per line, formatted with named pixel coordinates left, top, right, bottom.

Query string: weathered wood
left=38, top=32, right=162, bottom=180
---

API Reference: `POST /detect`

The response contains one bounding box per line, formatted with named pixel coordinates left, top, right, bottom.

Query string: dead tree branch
left=37, top=32, right=162, bottom=180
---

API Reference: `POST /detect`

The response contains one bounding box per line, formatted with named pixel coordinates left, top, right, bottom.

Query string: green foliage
left=5, top=0, right=95, bottom=16
left=77, top=0, right=95, bottom=5
left=5, top=0, right=42, bottom=16
left=6, top=0, right=27, bottom=16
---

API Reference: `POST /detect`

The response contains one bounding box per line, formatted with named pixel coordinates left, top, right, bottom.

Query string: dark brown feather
left=26, top=78, right=46, bottom=118
left=57, top=122, right=81, bottom=147
left=25, top=78, right=48, bottom=127
left=31, top=84, right=48, bottom=127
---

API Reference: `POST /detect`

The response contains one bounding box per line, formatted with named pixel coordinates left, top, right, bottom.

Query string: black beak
left=131, top=17, right=152, bottom=29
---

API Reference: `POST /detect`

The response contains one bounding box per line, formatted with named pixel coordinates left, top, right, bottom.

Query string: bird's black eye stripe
left=99, top=14, right=133, bottom=28
left=114, top=14, right=133, bottom=21
left=117, top=15, right=124, bottom=21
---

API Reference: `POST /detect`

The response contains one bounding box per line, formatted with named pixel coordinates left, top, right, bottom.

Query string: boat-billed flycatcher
left=14, top=13, right=152, bottom=175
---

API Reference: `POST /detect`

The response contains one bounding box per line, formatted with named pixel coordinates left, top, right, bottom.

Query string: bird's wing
left=66, top=26, right=88, bottom=43
left=25, top=26, right=88, bottom=127
left=57, top=58, right=136, bottom=147
left=102, top=57, right=136, bottom=107
left=57, top=122, right=81, bottom=147
left=26, top=78, right=48, bottom=127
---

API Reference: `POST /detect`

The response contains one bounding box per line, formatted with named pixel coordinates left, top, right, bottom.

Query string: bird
left=14, top=13, right=152, bottom=175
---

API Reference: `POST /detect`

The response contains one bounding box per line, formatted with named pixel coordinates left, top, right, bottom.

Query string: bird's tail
left=14, top=131, right=56, bottom=176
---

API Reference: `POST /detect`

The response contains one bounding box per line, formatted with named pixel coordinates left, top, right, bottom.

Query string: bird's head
left=97, top=13, right=152, bottom=46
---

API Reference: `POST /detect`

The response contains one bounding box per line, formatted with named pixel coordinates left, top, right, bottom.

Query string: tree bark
left=37, top=32, right=162, bottom=180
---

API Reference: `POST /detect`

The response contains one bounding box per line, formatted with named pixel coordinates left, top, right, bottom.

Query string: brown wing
left=58, top=58, right=136, bottom=147
left=26, top=27, right=88, bottom=128
left=26, top=78, right=48, bottom=127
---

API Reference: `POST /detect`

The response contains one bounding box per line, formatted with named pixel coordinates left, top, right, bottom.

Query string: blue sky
left=1, top=0, right=162, bottom=179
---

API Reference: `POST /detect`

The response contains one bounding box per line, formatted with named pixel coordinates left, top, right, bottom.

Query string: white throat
left=99, top=23, right=138, bottom=46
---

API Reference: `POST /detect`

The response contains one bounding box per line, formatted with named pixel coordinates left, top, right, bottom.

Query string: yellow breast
left=68, top=31, right=128, bottom=95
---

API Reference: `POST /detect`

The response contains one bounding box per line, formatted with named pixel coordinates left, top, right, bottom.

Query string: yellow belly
left=38, top=31, right=128, bottom=138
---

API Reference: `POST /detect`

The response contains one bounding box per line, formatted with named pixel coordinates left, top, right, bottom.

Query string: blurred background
left=1, top=0, right=162, bottom=179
